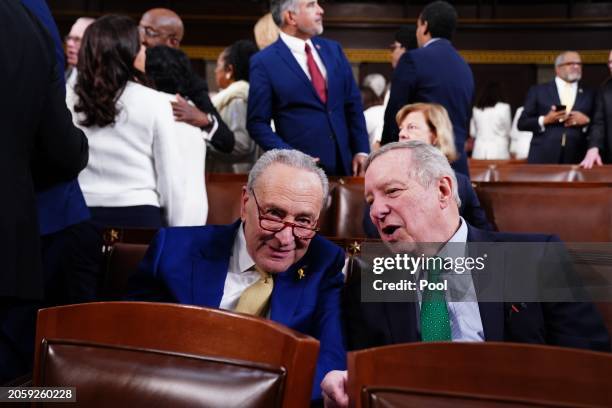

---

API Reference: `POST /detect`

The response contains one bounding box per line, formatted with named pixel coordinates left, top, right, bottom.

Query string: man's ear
left=437, top=175, right=454, bottom=209
left=284, top=8, right=297, bottom=27
left=422, top=20, right=430, bottom=36
left=240, top=186, right=250, bottom=222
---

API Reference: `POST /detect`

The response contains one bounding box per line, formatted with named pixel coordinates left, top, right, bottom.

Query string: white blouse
left=66, top=80, right=208, bottom=226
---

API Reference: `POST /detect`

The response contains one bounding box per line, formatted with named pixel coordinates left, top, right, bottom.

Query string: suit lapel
left=274, top=38, right=323, bottom=103
left=384, top=302, right=419, bottom=342
left=547, top=80, right=561, bottom=106
left=573, top=82, right=586, bottom=111
left=269, top=258, right=308, bottom=327
left=191, top=222, right=238, bottom=308
left=467, top=225, right=505, bottom=341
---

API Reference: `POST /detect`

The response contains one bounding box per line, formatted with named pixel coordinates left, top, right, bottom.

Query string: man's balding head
left=139, top=8, right=184, bottom=48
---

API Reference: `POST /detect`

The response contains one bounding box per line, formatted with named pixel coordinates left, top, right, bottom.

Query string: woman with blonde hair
left=363, top=102, right=492, bottom=236
left=253, top=13, right=279, bottom=50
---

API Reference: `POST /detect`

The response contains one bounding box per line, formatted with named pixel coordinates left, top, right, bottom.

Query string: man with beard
left=519, top=51, right=595, bottom=163
left=248, top=0, right=370, bottom=176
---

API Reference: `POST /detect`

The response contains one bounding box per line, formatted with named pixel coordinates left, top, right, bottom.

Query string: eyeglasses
left=251, top=191, right=319, bottom=239
left=558, top=62, right=582, bottom=67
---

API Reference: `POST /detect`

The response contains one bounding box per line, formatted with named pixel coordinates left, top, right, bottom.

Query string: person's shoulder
left=123, top=82, right=171, bottom=106
left=156, top=223, right=238, bottom=255
left=309, top=234, right=345, bottom=258
left=468, top=224, right=559, bottom=243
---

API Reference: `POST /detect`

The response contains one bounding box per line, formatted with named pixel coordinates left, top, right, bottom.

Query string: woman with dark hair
left=470, top=81, right=512, bottom=159
left=66, top=15, right=207, bottom=228
left=208, top=39, right=259, bottom=173
left=144, top=45, right=235, bottom=155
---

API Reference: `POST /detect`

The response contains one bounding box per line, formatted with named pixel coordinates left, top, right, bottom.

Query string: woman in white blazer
left=67, top=15, right=206, bottom=228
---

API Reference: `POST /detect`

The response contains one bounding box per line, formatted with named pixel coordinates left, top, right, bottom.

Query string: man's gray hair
left=365, top=141, right=462, bottom=207
left=270, top=0, right=301, bottom=27
left=247, top=149, right=329, bottom=204
left=555, top=50, right=578, bottom=67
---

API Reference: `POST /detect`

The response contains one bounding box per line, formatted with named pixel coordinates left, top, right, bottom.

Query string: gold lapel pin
left=297, top=267, right=306, bottom=280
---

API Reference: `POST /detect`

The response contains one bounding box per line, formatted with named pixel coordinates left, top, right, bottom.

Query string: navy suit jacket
left=247, top=37, right=370, bottom=176
left=518, top=80, right=595, bottom=164
left=363, top=172, right=492, bottom=237
left=381, top=39, right=474, bottom=176
left=22, top=0, right=89, bottom=235
left=129, top=221, right=347, bottom=400
left=345, top=225, right=610, bottom=352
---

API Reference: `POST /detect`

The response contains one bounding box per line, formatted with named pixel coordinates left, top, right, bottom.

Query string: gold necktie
left=234, top=266, right=273, bottom=317
left=560, top=82, right=574, bottom=113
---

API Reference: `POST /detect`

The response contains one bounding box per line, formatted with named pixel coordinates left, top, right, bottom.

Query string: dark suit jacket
left=22, top=0, right=90, bottom=236
left=128, top=221, right=347, bottom=400
left=248, top=37, right=370, bottom=176
left=0, top=0, right=88, bottom=300
left=518, top=80, right=595, bottom=164
left=587, top=78, right=612, bottom=163
left=345, top=225, right=610, bottom=352
left=381, top=39, right=474, bottom=176
left=363, top=172, right=492, bottom=237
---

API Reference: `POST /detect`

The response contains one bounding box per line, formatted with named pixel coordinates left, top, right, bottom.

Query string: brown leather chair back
left=206, top=173, right=247, bottom=225
left=348, top=342, right=612, bottom=408
left=334, top=178, right=366, bottom=238
left=39, top=339, right=285, bottom=407
left=34, top=302, right=319, bottom=408
left=475, top=182, right=612, bottom=241
left=100, top=243, right=148, bottom=300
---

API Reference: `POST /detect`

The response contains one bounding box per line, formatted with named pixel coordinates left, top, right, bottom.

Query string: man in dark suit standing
left=518, top=51, right=595, bottom=164
left=0, top=0, right=88, bottom=382
left=129, top=149, right=345, bottom=401
left=321, top=141, right=609, bottom=407
left=581, top=50, right=612, bottom=168
left=248, top=0, right=370, bottom=176
left=381, top=1, right=474, bottom=176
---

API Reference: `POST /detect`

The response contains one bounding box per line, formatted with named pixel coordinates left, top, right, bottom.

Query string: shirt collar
left=437, top=217, right=468, bottom=260
left=555, top=76, right=578, bottom=90
left=423, top=37, right=441, bottom=48
left=280, top=31, right=315, bottom=55
left=233, top=222, right=256, bottom=274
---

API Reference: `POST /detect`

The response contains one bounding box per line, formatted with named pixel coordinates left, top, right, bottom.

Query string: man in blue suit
left=518, top=51, right=595, bottom=164
left=129, top=149, right=346, bottom=401
left=381, top=1, right=474, bottom=177
left=321, top=141, right=610, bottom=407
left=247, top=0, right=370, bottom=176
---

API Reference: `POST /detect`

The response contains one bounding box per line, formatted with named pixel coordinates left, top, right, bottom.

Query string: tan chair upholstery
left=348, top=342, right=612, bottom=408
left=33, top=302, right=319, bottom=408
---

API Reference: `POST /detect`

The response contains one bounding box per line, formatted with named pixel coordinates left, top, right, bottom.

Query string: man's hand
left=542, top=105, right=567, bottom=126
left=171, top=94, right=211, bottom=128
left=352, top=154, right=367, bottom=177
left=580, top=147, right=603, bottom=169
left=564, top=111, right=590, bottom=128
left=321, top=370, right=348, bottom=408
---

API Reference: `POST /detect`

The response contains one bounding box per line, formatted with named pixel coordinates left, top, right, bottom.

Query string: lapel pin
left=297, top=266, right=307, bottom=280
left=316, top=44, right=321, bottom=50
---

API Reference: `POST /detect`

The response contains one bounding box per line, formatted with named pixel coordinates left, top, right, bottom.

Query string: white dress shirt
left=417, top=217, right=485, bottom=342
left=279, top=31, right=327, bottom=82
left=219, top=224, right=261, bottom=310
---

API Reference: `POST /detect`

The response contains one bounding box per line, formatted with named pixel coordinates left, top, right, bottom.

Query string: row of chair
left=32, top=302, right=612, bottom=407
left=206, top=174, right=612, bottom=241
left=469, top=162, right=612, bottom=182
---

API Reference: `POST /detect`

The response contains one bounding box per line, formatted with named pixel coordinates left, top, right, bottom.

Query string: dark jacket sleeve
left=517, top=85, right=543, bottom=134
left=381, top=52, right=417, bottom=145
left=587, top=85, right=607, bottom=151
left=31, top=27, right=88, bottom=189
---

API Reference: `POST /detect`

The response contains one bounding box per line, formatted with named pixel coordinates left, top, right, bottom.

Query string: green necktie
left=420, top=260, right=451, bottom=341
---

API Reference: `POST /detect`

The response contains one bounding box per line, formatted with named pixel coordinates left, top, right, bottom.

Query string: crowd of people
left=2, top=0, right=611, bottom=405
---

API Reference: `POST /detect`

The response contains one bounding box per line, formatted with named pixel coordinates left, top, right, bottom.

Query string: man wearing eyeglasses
left=518, top=51, right=595, bottom=164
left=129, top=149, right=346, bottom=401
